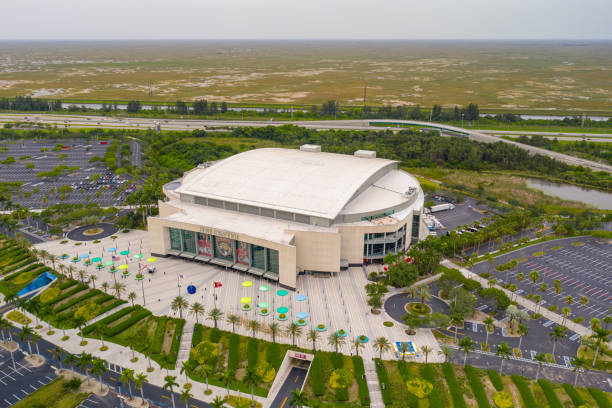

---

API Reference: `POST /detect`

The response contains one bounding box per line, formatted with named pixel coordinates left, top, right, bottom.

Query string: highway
left=1, top=113, right=611, bottom=173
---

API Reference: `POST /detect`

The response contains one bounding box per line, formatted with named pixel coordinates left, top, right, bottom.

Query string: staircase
left=364, top=358, right=385, bottom=408
left=176, top=320, right=195, bottom=365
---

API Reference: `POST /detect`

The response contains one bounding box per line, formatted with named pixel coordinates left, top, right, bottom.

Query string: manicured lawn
left=11, top=377, right=90, bottom=408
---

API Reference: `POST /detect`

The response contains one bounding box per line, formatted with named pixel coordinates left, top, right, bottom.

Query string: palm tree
left=18, top=326, right=34, bottom=355
left=290, top=388, right=308, bottom=408
left=579, top=296, right=589, bottom=311
left=495, top=342, right=511, bottom=375
left=64, top=353, right=77, bottom=371
left=221, top=370, right=234, bottom=397
left=89, top=274, right=98, bottom=289
left=328, top=332, right=344, bottom=354
left=226, top=314, right=240, bottom=333
left=134, top=373, right=148, bottom=401
left=374, top=336, right=391, bottom=360
left=78, top=269, right=87, bottom=284
left=287, top=322, right=302, bottom=347
left=180, top=360, right=193, bottom=382
left=529, top=270, right=539, bottom=294
left=352, top=338, right=364, bottom=357
left=121, top=368, right=135, bottom=400
left=66, top=264, right=76, bottom=279
left=207, top=308, right=223, bottom=329
left=74, top=316, right=87, bottom=343
left=201, top=364, right=214, bottom=392
left=590, top=327, right=611, bottom=368
left=483, top=317, right=494, bottom=347
left=459, top=337, right=475, bottom=367
left=247, top=320, right=261, bottom=337
left=180, top=388, right=193, bottom=408
left=516, top=273, right=524, bottom=284
left=0, top=317, right=12, bottom=341
left=128, top=292, right=137, bottom=306
left=163, top=375, right=179, bottom=408
left=549, top=326, right=567, bottom=360
left=48, top=253, right=58, bottom=271
left=450, top=314, right=463, bottom=343
left=113, top=282, right=126, bottom=299
left=308, top=329, right=319, bottom=353
left=56, top=314, right=69, bottom=338
left=268, top=322, right=279, bottom=343
left=243, top=369, right=260, bottom=407
left=417, top=286, right=432, bottom=305
left=93, top=324, right=108, bottom=349
left=91, top=358, right=107, bottom=392
left=171, top=296, right=188, bottom=319
left=517, top=322, right=529, bottom=354
left=52, top=346, right=65, bottom=369
left=189, top=302, right=204, bottom=324
left=438, top=345, right=454, bottom=363
left=561, top=307, right=571, bottom=326
left=210, top=396, right=226, bottom=408
left=534, top=352, right=546, bottom=380
left=421, top=345, right=432, bottom=364
left=77, top=353, right=93, bottom=385
left=569, top=355, right=586, bottom=386
left=26, top=298, right=42, bottom=327
left=101, top=281, right=110, bottom=294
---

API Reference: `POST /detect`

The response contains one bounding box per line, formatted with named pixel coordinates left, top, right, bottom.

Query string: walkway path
left=364, top=359, right=385, bottom=408
left=177, top=320, right=195, bottom=364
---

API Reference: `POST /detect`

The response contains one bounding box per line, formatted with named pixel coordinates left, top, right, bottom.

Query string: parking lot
left=473, top=236, right=612, bottom=322
left=0, top=139, right=135, bottom=209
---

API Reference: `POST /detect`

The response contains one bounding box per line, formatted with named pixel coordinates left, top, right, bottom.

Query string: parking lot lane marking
left=37, top=380, right=45, bottom=385
left=20, top=389, right=28, bottom=395
left=29, top=384, right=37, bottom=390
left=4, top=399, right=11, bottom=405
left=45, top=375, right=54, bottom=381
left=280, top=396, right=288, bottom=408
left=162, top=395, right=170, bottom=400
left=12, top=394, right=20, bottom=401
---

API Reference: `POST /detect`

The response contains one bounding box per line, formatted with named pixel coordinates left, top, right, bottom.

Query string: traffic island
left=25, top=353, right=46, bottom=368
left=0, top=339, right=18, bottom=352
left=56, top=368, right=110, bottom=397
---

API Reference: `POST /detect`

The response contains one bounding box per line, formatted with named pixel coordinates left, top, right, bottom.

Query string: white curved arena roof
left=175, top=148, right=399, bottom=219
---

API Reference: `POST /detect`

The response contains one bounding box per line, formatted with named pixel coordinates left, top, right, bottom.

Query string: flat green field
left=1, top=40, right=611, bottom=113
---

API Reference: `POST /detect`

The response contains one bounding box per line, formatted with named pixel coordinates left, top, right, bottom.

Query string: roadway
left=269, top=367, right=308, bottom=408
left=1, top=114, right=611, bottom=173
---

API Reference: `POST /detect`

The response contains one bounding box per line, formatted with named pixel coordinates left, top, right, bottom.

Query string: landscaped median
left=372, top=360, right=612, bottom=408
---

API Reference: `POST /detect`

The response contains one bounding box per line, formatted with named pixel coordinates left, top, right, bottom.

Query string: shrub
left=265, top=342, right=282, bottom=370
left=82, top=306, right=135, bottom=335
left=383, top=321, right=394, bottom=327
left=192, top=323, right=203, bottom=347
left=97, top=299, right=125, bottom=315
left=352, top=356, right=369, bottom=406
left=588, top=387, right=612, bottom=408
left=209, top=327, right=221, bottom=343
left=493, top=391, right=513, bottom=408
left=151, top=316, right=167, bottom=354
left=40, top=287, right=60, bottom=303
left=510, top=375, right=537, bottom=408
left=330, top=351, right=344, bottom=369
left=537, top=379, right=562, bottom=408
left=561, top=384, right=585, bottom=407
left=106, top=308, right=151, bottom=337
left=59, top=280, right=78, bottom=290
left=62, top=378, right=82, bottom=391
left=7, top=310, right=31, bottom=325
left=94, top=294, right=114, bottom=304
left=329, top=368, right=352, bottom=389
left=465, top=365, right=491, bottom=408
left=168, top=318, right=185, bottom=364
left=247, top=338, right=259, bottom=369
left=487, top=369, right=504, bottom=391
left=310, top=353, right=325, bottom=396
left=374, top=358, right=393, bottom=405
left=406, top=378, right=433, bottom=399
left=442, top=362, right=467, bottom=408
left=46, top=284, right=87, bottom=306
left=54, top=290, right=99, bottom=313
left=228, top=333, right=240, bottom=372
left=419, top=364, right=444, bottom=407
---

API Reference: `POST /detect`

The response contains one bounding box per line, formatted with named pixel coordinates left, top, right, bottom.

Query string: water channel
left=526, top=178, right=612, bottom=210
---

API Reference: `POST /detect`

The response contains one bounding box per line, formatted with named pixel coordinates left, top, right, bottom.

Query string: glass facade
left=267, top=249, right=279, bottom=275
left=182, top=230, right=196, bottom=254
left=251, top=245, right=266, bottom=270
left=362, top=224, right=407, bottom=259
left=169, top=228, right=182, bottom=250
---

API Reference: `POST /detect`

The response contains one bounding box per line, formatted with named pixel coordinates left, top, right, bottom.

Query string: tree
left=290, top=388, right=308, bottom=408
left=201, top=364, right=214, bottom=392
left=210, top=396, right=226, bottom=408
left=56, top=314, right=69, bottom=338
left=248, top=320, right=261, bottom=337
left=77, top=352, right=93, bottom=386
left=90, top=274, right=98, bottom=289
left=308, top=329, right=319, bottom=353
left=571, top=356, right=587, bottom=386
left=328, top=332, right=345, bottom=354
left=221, top=370, right=234, bottom=397
left=549, top=326, right=567, bottom=359
left=268, top=322, right=279, bottom=343
left=450, top=314, right=464, bottom=343
left=113, top=282, right=126, bottom=299
left=226, top=314, right=240, bottom=333
left=91, top=358, right=108, bottom=392
left=180, top=360, right=194, bottom=382
left=287, top=322, right=303, bottom=347
left=438, top=345, right=454, bottom=363
left=517, top=322, right=529, bottom=354
left=92, top=324, right=108, bottom=349
left=529, top=270, right=539, bottom=294
left=102, top=281, right=110, bottom=294
left=163, top=375, right=179, bottom=408
left=180, top=388, right=193, bottom=408
left=579, top=296, right=589, bottom=310
left=190, top=340, right=218, bottom=366
left=78, top=269, right=87, bottom=284
left=207, top=308, right=223, bottom=329
left=74, top=315, right=87, bottom=343
left=534, top=353, right=546, bottom=380
left=18, top=326, right=34, bottom=355
left=128, top=292, right=137, bottom=306
left=352, top=338, right=364, bottom=357
left=590, top=327, right=611, bottom=368
left=374, top=337, right=391, bottom=359
left=495, top=342, right=511, bottom=375
left=134, top=373, right=148, bottom=401
left=127, top=101, right=141, bottom=113
left=120, top=368, right=135, bottom=399
left=243, top=369, right=260, bottom=407
left=484, top=317, right=494, bottom=347
left=52, top=346, right=65, bottom=369
left=64, top=353, right=77, bottom=371
left=458, top=337, right=474, bottom=366
left=417, top=286, right=432, bottom=305
left=189, top=302, right=204, bottom=324
left=561, top=307, right=572, bottom=326
left=421, top=345, right=432, bottom=364
left=171, top=296, right=188, bottom=319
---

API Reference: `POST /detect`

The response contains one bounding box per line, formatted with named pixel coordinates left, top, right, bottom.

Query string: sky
left=2, top=0, right=612, bottom=40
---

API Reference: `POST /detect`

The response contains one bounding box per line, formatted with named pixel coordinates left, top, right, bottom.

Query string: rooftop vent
left=300, top=144, right=321, bottom=153
left=354, top=150, right=376, bottom=159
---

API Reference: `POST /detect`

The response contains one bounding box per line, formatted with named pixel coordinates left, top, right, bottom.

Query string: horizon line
left=1, top=38, right=612, bottom=42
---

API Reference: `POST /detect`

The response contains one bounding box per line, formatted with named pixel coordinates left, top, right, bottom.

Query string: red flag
left=180, top=274, right=183, bottom=279
left=214, top=281, right=222, bottom=288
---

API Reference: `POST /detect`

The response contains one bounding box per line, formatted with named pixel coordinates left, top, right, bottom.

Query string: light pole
left=461, top=113, right=464, bottom=128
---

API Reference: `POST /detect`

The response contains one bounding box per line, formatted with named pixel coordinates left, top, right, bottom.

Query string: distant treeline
left=2, top=96, right=611, bottom=128
left=514, top=135, right=612, bottom=165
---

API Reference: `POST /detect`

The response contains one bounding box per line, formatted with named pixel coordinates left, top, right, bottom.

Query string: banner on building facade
left=198, top=234, right=213, bottom=257
left=215, top=236, right=233, bottom=259
left=236, top=241, right=250, bottom=266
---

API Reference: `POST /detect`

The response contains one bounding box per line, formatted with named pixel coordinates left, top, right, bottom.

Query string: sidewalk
left=441, top=259, right=593, bottom=338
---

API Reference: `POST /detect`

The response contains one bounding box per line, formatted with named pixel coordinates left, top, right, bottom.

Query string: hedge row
left=59, top=279, right=79, bottom=290
left=310, top=353, right=325, bottom=397
left=82, top=306, right=135, bottom=335
left=352, top=356, right=369, bottom=406
left=247, top=338, right=259, bottom=369
left=54, top=289, right=100, bottom=314
left=228, top=333, right=240, bottom=373
left=330, top=351, right=344, bottom=369
left=442, top=362, right=467, bottom=408
left=419, top=363, right=444, bottom=407
left=537, top=379, right=562, bottom=408
left=335, top=387, right=348, bottom=401
left=396, top=360, right=419, bottom=407
left=487, top=369, right=504, bottom=391
left=510, top=375, right=538, bottom=408
left=96, top=299, right=125, bottom=316
left=14, top=262, right=45, bottom=274
left=210, top=328, right=221, bottom=343
left=94, top=293, right=114, bottom=305
left=192, top=323, right=203, bottom=347
left=562, top=383, right=586, bottom=407
left=465, top=365, right=491, bottom=408
left=589, top=387, right=612, bottom=408
left=3, top=256, right=35, bottom=273
left=107, top=307, right=152, bottom=337
left=151, top=316, right=167, bottom=355
left=374, top=358, right=393, bottom=405
left=45, top=283, right=87, bottom=306
left=266, top=342, right=282, bottom=370
left=167, top=318, right=185, bottom=366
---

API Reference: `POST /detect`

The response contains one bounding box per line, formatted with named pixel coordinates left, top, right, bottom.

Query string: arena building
left=148, top=145, right=427, bottom=289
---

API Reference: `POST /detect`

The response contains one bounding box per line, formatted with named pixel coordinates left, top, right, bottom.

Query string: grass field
left=1, top=40, right=611, bottom=114
left=11, top=377, right=90, bottom=408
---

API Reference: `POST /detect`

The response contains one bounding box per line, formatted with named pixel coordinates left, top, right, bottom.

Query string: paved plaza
left=36, top=230, right=441, bottom=364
